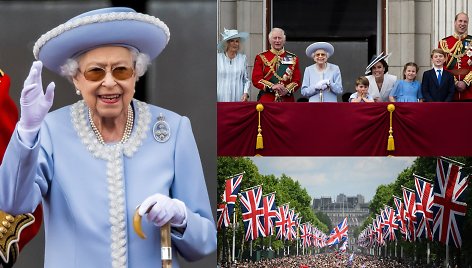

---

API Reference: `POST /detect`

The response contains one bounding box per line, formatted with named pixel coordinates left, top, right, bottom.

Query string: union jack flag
left=286, top=209, right=297, bottom=241
left=393, top=195, right=408, bottom=240
left=414, top=174, right=434, bottom=240
left=373, top=215, right=384, bottom=246
left=262, top=193, right=277, bottom=236
left=275, top=204, right=288, bottom=240
left=216, top=203, right=230, bottom=230
left=239, top=186, right=265, bottom=241
left=382, top=206, right=398, bottom=242
left=326, top=217, right=348, bottom=246
left=402, top=187, right=417, bottom=241
left=223, top=173, right=243, bottom=217
left=432, top=158, right=469, bottom=248
left=300, top=223, right=310, bottom=248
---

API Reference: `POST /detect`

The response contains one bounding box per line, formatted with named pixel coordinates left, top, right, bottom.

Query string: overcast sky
left=249, top=157, right=416, bottom=202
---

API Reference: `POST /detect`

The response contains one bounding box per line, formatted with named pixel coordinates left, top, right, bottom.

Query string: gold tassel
left=256, top=104, right=264, bottom=149
left=387, top=104, right=395, bottom=151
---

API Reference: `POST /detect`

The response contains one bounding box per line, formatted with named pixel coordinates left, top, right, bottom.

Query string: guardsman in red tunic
left=252, top=28, right=301, bottom=102
left=438, top=12, right=472, bottom=101
left=0, top=69, right=42, bottom=268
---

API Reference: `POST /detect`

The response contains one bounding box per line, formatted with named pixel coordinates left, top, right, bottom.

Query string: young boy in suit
left=421, top=49, right=455, bottom=102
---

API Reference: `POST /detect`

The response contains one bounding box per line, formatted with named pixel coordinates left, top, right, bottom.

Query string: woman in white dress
left=365, top=52, right=397, bottom=102
left=217, top=29, right=250, bottom=102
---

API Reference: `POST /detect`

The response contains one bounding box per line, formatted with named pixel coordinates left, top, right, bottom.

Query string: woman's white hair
left=60, top=46, right=151, bottom=81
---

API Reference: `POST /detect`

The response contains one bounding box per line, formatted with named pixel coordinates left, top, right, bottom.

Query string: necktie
left=437, top=69, right=442, bottom=84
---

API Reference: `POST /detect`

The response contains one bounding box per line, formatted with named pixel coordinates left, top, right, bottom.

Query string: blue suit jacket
left=421, top=68, right=455, bottom=102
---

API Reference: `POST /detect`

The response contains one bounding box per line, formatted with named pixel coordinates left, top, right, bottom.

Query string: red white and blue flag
left=300, top=223, right=310, bottom=248
left=393, top=195, right=407, bottom=241
left=217, top=203, right=230, bottom=230
left=275, top=204, right=289, bottom=240
left=382, top=206, right=398, bottom=242
left=432, top=158, right=469, bottom=248
left=402, top=187, right=417, bottom=241
left=239, top=186, right=265, bottom=241
left=327, top=217, right=348, bottom=246
left=222, top=173, right=243, bottom=217
left=262, top=193, right=277, bottom=236
left=414, top=174, right=434, bottom=240
left=285, top=209, right=297, bottom=241
left=373, top=214, right=384, bottom=246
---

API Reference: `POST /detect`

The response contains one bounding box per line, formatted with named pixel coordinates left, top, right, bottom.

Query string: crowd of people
left=217, top=12, right=472, bottom=103
left=218, top=253, right=439, bottom=268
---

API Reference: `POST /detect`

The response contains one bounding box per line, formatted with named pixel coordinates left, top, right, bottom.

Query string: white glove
left=138, top=193, right=187, bottom=228
left=18, top=61, right=55, bottom=146
left=314, top=80, right=325, bottom=90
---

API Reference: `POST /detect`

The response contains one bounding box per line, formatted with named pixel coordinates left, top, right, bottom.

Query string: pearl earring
left=76, top=89, right=81, bottom=95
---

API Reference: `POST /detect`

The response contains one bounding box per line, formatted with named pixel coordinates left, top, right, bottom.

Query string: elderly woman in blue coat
left=301, top=42, right=343, bottom=102
left=0, top=7, right=216, bottom=268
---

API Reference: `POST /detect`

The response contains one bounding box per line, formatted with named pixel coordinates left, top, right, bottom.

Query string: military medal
left=153, top=113, right=170, bottom=142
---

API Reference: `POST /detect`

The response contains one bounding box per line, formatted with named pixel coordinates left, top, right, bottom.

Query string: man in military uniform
left=252, top=28, right=301, bottom=102
left=439, top=12, right=472, bottom=101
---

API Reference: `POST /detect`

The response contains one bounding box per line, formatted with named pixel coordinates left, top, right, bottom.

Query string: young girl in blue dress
left=389, top=62, right=423, bottom=102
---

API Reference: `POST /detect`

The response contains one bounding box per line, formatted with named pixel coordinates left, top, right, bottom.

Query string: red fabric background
left=217, top=102, right=472, bottom=156
left=0, top=73, right=18, bottom=160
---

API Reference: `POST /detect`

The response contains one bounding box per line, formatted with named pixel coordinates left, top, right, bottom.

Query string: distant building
left=313, top=193, right=370, bottom=251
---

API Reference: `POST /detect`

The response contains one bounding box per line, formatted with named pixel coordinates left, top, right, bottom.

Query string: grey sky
left=249, top=157, right=416, bottom=202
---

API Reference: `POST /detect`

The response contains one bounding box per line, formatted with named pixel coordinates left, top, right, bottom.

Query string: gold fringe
left=387, top=104, right=395, bottom=151
left=256, top=104, right=264, bottom=149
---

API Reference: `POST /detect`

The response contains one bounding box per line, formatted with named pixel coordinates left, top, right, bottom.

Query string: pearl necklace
left=88, top=105, right=134, bottom=145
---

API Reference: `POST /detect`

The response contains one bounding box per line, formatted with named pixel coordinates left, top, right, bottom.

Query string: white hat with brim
left=33, top=7, right=170, bottom=75
left=365, top=52, right=391, bottom=74
left=217, top=28, right=249, bottom=52
left=305, top=42, right=334, bottom=58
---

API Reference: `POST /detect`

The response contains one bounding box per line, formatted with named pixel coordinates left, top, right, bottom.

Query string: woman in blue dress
left=301, top=42, right=343, bottom=102
left=389, top=62, right=423, bottom=102
left=0, top=7, right=216, bottom=268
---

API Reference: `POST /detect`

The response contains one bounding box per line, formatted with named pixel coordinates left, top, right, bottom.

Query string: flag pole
left=241, top=184, right=263, bottom=192
left=427, top=242, right=430, bottom=265
left=222, top=225, right=227, bottom=264
left=445, top=244, right=449, bottom=267
left=224, top=171, right=245, bottom=180
left=394, top=240, right=397, bottom=258
left=232, top=208, right=236, bottom=263
left=440, top=156, right=465, bottom=166
left=250, top=240, right=253, bottom=259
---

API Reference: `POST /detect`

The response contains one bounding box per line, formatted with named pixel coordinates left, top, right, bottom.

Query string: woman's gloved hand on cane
left=138, top=193, right=187, bottom=228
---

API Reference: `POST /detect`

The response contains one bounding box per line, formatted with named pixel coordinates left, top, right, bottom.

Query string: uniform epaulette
left=442, top=35, right=453, bottom=41
left=0, top=69, right=4, bottom=77
left=285, top=51, right=297, bottom=57
left=258, top=50, right=269, bottom=55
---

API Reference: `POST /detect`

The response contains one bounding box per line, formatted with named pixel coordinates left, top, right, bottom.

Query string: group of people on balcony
left=217, top=12, right=472, bottom=103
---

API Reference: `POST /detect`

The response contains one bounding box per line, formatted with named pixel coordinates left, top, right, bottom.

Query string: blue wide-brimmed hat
left=305, top=42, right=334, bottom=58
left=33, top=7, right=170, bottom=74
left=217, top=28, right=249, bottom=52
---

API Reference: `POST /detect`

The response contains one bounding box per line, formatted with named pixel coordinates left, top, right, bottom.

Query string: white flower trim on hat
left=33, top=11, right=170, bottom=60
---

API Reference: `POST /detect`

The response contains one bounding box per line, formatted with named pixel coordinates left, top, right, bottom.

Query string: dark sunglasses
left=81, top=66, right=134, bottom=82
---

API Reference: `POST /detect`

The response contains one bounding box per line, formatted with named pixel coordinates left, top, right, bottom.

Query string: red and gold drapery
left=217, top=102, right=472, bottom=156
